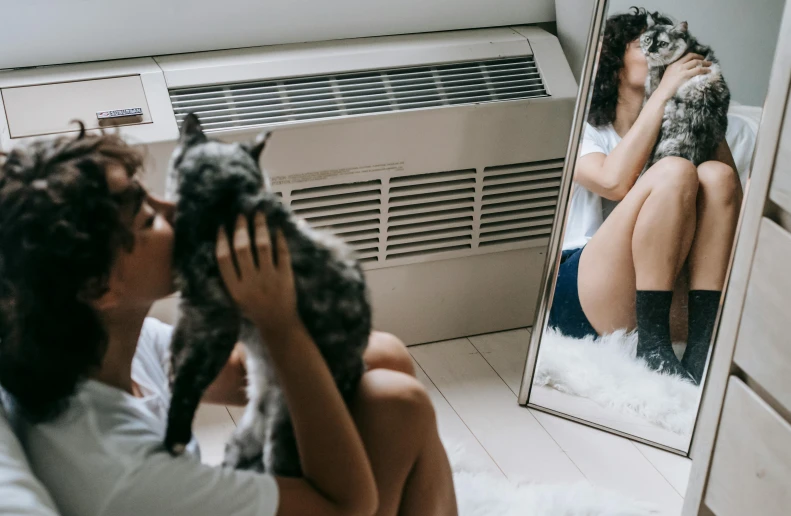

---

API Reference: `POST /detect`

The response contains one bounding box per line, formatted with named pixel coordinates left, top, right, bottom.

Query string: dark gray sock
left=636, top=290, right=693, bottom=380
left=682, top=290, right=721, bottom=385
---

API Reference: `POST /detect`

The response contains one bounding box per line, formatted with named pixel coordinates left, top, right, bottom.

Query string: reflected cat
left=642, top=17, right=731, bottom=167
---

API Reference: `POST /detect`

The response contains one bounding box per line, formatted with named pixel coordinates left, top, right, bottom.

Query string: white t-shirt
left=563, top=123, right=622, bottom=250
left=17, top=318, right=279, bottom=516
left=0, top=401, right=59, bottom=516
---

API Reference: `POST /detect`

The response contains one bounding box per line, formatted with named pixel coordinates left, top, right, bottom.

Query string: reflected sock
left=682, top=290, right=721, bottom=385
left=636, top=290, right=692, bottom=380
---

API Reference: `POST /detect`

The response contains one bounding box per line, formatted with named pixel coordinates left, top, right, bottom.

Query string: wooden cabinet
left=732, top=219, right=791, bottom=414
left=683, top=2, right=791, bottom=514
left=705, top=378, right=791, bottom=516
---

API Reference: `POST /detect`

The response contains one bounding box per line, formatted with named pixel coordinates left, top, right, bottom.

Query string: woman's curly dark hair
left=0, top=126, right=144, bottom=422
left=588, top=7, right=673, bottom=127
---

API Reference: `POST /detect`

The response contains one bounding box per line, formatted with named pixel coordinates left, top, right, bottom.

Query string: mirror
left=520, top=0, right=786, bottom=453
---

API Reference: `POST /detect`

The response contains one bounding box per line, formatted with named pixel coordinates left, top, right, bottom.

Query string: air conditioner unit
left=0, top=27, right=576, bottom=345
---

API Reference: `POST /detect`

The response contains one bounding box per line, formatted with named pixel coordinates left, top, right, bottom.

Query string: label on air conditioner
left=96, top=108, right=143, bottom=119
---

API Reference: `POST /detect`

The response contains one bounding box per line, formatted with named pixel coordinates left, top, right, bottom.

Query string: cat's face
left=640, top=20, right=690, bottom=67
left=166, top=113, right=270, bottom=201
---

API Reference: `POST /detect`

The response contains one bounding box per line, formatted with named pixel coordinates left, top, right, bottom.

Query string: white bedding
left=727, top=102, right=763, bottom=187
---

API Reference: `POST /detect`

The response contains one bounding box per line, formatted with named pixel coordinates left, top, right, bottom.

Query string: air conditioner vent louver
left=169, top=57, right=548, bottom=132
left=274, top=159, right=563, bottom=265
left=385, top=169, right=476, bottom=260
left=290, top=180, right=383, bottom=262
left=479, top=160, right=564, bottom=247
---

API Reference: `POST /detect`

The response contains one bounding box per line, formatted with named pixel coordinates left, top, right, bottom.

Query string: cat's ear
left=179, top=112, right=207, bottom=147
left=676, top=21, right=689, bottom=32
left=248, top=130, right=272, bottom=164
left=645, top=12, right=656, bottom=28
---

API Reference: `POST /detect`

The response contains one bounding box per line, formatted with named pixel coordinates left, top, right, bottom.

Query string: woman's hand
left=216, top=212, right=303, bottom=340
left=654, top=53, right=711, bottom=102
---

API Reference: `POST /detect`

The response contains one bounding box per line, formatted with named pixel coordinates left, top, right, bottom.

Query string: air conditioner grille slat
left=388, top=200, right=475, bottom=217
left=388, top=217, right=474, bottom=235
left=290, top=190, right=381, bottom=207
left=388, top=207, right=474, bottom=225
left=480, top=205, right=556, bottom=223
left=386, top=235, right=473, bottom=252
left=170, top=57, right=548, bottom=133
left=304, top=209, right=381, bottom=226
left=479, top=224, right=554, bottom=242
left=480, top=216, right=555, bottom=233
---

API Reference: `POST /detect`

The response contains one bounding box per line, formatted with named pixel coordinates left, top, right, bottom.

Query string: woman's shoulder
left=584, top=122, right=618, bottom=140
left=580, top=122, right=619, bottom=157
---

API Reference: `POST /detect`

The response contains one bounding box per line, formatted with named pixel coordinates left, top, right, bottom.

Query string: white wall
left=554, top=0, right=597, bottom=82
left=608, top=0, right=785, bottom=105
left=555, top=0, right=785, bottom=105
left=0, top=0, right=554, bottom=69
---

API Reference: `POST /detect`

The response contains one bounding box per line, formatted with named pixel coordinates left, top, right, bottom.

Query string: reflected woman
left=548, top=8, right=742, bottom=384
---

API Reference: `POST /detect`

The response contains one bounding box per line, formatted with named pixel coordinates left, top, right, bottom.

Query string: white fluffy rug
left=533, top=329, right=699, bottom=436
left=449, top=444, right=657, bottom=515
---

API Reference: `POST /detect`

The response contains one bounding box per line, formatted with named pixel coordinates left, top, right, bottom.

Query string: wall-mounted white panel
left=0, top=0, right=554, bottom=70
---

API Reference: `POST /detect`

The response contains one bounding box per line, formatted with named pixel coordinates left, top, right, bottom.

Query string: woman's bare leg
left=578, top=157, right=699, bottom=334
left=688, top=161, right=743, bottom=290
left=353, top=369, right=457, bottom=516
left=682, top=161, right=743, bottom=382
left=364, top=331, right=416, bottom=377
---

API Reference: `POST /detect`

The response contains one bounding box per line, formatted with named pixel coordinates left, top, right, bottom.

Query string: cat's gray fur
left=163, top=113, right=371, bottom=476
left=641, top=16, right=730, bottom=167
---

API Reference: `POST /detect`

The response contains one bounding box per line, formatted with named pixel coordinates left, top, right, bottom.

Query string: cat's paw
left=222, top=431, right=264, bottom=470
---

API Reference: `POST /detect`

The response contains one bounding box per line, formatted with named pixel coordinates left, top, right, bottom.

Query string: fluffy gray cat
left=641, top=16, right=730, bottom=167
left=163, top=113, right=371, bottom=476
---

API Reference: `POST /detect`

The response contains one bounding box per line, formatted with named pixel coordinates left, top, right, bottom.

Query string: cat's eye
left=658, top=41, right=668, bottom=48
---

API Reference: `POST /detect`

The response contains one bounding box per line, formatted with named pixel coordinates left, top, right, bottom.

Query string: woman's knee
left=643, top=157, right=699, bottom=209
left=697, top=161, right=741, bottom=206
left=647, top=157, right=700, bottom=191
left=357, top=369, right=435, bottom=432
left=364, top=331, right=415, bottom=376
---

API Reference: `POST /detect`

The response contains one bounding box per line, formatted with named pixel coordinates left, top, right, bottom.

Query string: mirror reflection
left=529, top=1, right=781, bottom=451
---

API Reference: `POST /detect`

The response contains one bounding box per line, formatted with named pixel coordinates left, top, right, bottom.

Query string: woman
left=0, top=131, right=457, bottom=515
left=548, top=8, right=742, bottom=384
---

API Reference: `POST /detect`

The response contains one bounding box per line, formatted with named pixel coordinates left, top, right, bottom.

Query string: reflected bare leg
left=578, top=157, right=698, bottom=333
left=682, top=161, right=742, bottom=383
left=577, top=157, right=699, bottom=378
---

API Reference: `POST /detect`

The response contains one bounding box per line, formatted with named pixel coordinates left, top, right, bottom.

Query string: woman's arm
left=575, top=90, right=668, bottom=200
left=576, top=53, right=711, bottom=201
left=216, top=213, right=378, bottom=516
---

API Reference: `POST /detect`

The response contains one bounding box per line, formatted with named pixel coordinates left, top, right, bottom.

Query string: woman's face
left=103, top=164, right=176, bottom=310
left=620, top=38, right=649, bottom=91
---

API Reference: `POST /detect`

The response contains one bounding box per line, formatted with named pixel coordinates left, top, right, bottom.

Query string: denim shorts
left=547, top=246, right=598, bottom=339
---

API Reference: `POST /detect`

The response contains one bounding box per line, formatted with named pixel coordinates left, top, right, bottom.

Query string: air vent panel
left=271, top=160, right=564, bottom=265
left=384, top=169, right=476, bottom=260
left=170, top=57, right=549, bottom=132
left=479, top=160, right=564, bottom=247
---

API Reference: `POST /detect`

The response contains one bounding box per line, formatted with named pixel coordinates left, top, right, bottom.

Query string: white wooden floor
left=194, top=328, right=691, bottom=516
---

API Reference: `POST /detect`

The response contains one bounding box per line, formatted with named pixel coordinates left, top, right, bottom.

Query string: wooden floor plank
left=410, top=338, right=586, bottom=484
